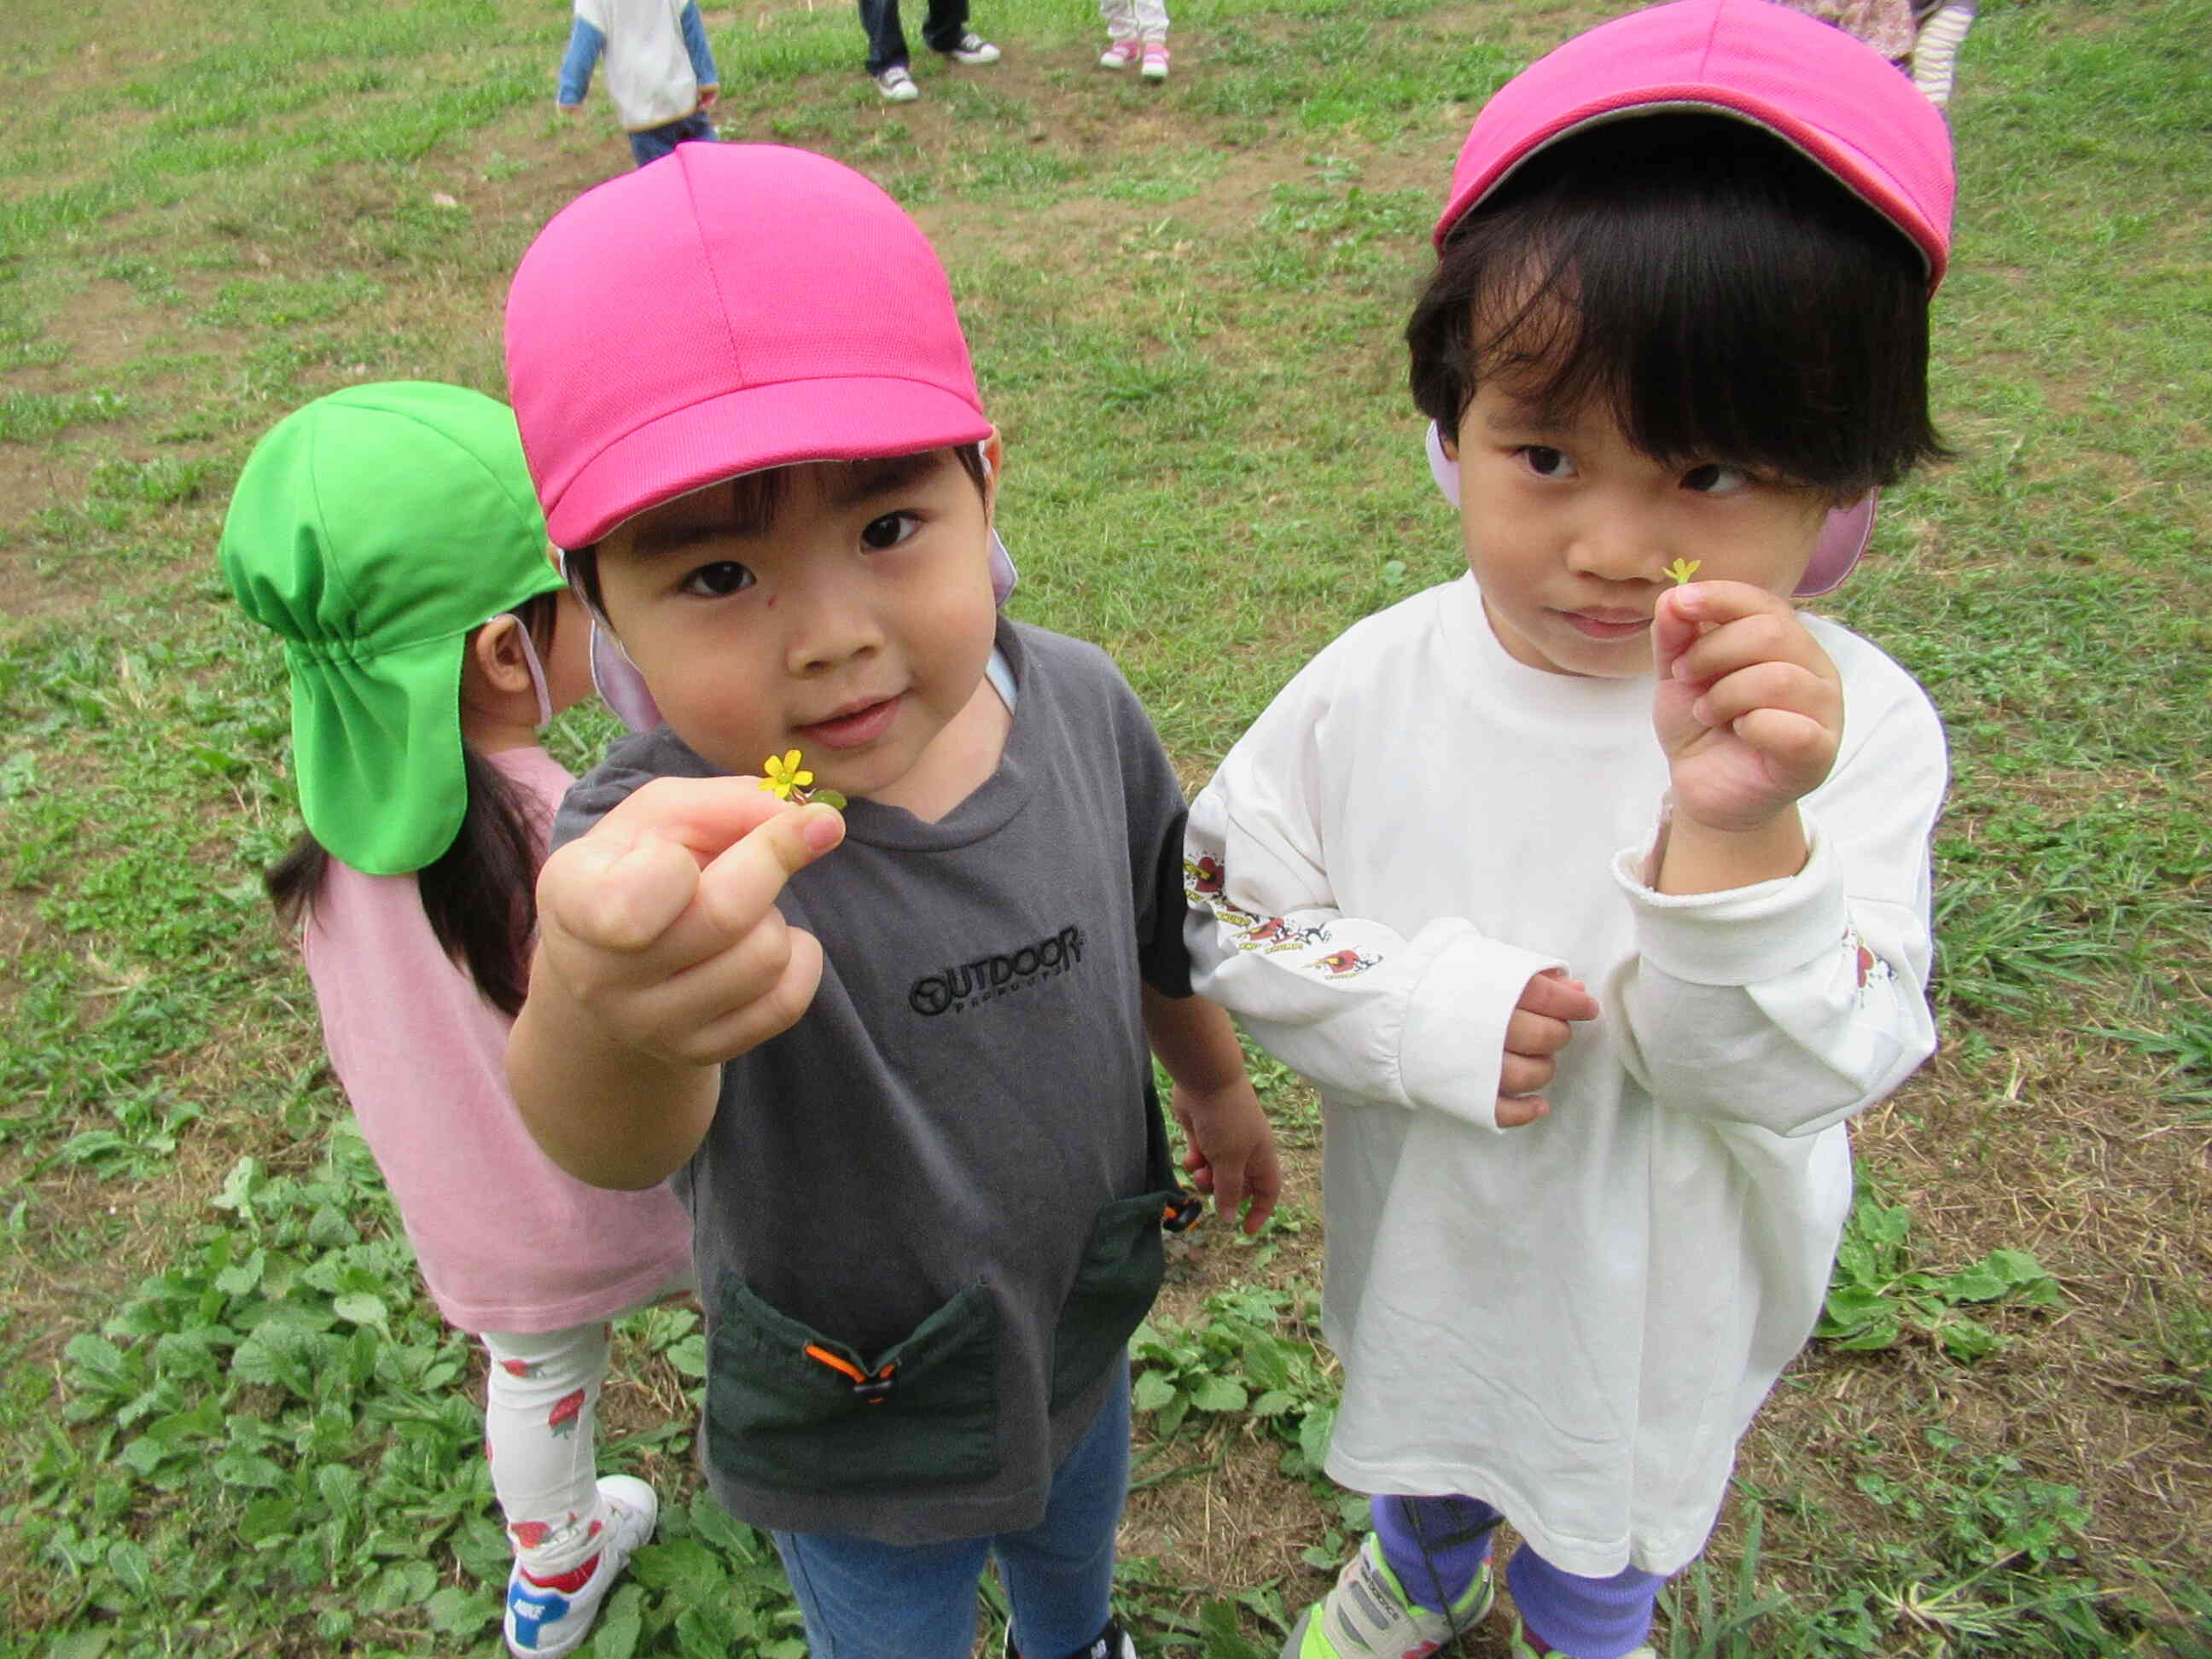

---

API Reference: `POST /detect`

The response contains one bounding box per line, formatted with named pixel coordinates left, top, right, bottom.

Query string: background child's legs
left=858, top=0, right=913, bottom=75
left=1505, top=1548, right=1665, bottom=1659
left=480, top=1323, right=614, bottom=1579
left=773, top=1528, right=992, bottom=1658
left=1374, top=1494, right=1663, bottom=1657
left=917, top=0, right=976, bottom=59
left=1096, top=0, right=1167, bottom=44
left=992, top=1363, right=1130, bottom=1657
left=626, top=111, right=716, bottom=168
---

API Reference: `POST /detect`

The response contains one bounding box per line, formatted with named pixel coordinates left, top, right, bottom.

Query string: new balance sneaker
left=1005, top=1619, right=1138, bottom=1659
left=503, top=1476, right=659, bottom=1658
left=1284, top=1533, right=1495, bottom=1659
left=1139, top=43, right=1170, bottom=79
left=1098, top=38, right=1141, bottom=68
left=872, top=66, right=921, bottom=102
left=938, top=32, right=1003, bottom=64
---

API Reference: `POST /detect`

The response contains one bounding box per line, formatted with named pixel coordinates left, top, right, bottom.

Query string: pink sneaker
left=1098, top=38, right=1140, bottom=68
left=1140, top=42, right=1169, bottom=79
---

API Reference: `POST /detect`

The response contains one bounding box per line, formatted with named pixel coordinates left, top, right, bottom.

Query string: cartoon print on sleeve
left=1185, top=853, right=1381, bottom=978
left=1846, top=925, right=1895, bottom=1005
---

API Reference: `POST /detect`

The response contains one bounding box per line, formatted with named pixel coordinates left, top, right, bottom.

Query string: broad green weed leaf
left=1941, top=1262, right=2010, bottom=1303
left=104, top=1538, right=153, bottom=1595
left=1132, top=1369, right=1179, bottom=1412
left=332, top=1291, right=387, bottom=1330
left=426, top=1584, right=497, bottom=1634
left=213, top=1449, right=285, bottom=1488
left=212, top=1155, right=263, bottom=1214
left=667, top=1331, right=708, bottom=1377
left=1299, top=1403, right=1336, bottom=1469
left=1190, top=1375, right=1249, bottom=1412
left=1834, top=1313, right=1902, bottom=1351
left=588, top=1583, right=645, bottom=1657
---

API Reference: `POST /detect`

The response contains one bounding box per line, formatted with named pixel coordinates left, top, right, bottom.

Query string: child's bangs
left=1463, top=251, right=1874, bottom=493
left=1410, top=114, right=1944, bottom=498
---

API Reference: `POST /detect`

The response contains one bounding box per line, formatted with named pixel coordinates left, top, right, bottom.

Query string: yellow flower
left=1665, top=557, right=1703, bottom=585
left=759, top=748, right=813, bottom=800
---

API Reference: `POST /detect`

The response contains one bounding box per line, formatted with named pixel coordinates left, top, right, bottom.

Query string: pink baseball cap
left=505, top=143, right=993, bottom=550
left=1436, top=0, right=1953, bottom=288
left=1429, top=0, right=1953, bottom=594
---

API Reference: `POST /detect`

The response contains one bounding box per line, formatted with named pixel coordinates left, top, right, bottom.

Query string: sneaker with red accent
left=1140, top=42, right=1170, bottom=79
left=1284, top=1532, right=1494, bottom=1659
left=1099, top=38, right=1141, bottom=68
left=503, top=1476, right=658, bottom=1658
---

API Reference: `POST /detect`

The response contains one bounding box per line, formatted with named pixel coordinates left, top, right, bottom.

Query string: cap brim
left=547, top=375, right=993, bottom=550
left=1435, top=0, right=1952, bottom=289
left=288, top=633, right=469, bottom=876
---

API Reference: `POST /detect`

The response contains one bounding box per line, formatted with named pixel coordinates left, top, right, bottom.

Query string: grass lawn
left=1, top=0, right=2207, bottom=1654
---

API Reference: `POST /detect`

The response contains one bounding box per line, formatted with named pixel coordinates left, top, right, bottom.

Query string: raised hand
left=1650, top=579, right=1842, bottom=835
left=534, top=776, right=845, bottom=1068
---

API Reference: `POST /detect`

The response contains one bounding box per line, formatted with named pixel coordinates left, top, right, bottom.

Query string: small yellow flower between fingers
left=760, top=749, right=812, bottom=800
left=758, top=749, right=846, bottom=811
left=1666, top=557, right=1703, bottom=585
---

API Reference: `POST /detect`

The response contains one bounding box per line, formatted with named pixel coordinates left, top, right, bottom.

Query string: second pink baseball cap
left=505, top=143, right=993, bottom=551
left=1436, top=0, right=1953, bottom=288
left=1429, top=0, right=1953, bottom=594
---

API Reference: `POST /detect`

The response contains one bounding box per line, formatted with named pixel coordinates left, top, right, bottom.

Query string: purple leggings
left=1371, top=1495, right=1665, bottom=1659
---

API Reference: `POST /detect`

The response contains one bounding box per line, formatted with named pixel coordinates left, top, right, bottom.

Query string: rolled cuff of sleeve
left=1398, top=933, right=1565, bottom=1133
left=1613, top=820, right=1849, bottom=986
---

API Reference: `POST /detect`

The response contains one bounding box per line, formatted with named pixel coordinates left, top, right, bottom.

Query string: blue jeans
left=628, top=109, right=715, bottom=167
left=772, top=1364, right=1129, bottom=1659
left=859, top=0, right=970, bottom=75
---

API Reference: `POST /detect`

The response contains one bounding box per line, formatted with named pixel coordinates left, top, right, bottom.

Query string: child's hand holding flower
left=1648, top=581, right=1843, bottom=888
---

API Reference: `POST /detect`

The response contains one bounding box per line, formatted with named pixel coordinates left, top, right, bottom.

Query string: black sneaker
left=1005, top=1620, right=1137, bottom=1659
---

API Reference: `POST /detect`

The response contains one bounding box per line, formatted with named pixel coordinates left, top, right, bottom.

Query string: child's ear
left=469, top=614, right=535, bottom=696
left=980, top=430, right=1004, bottom=517
left=1426, top=422, right=1463, bottom=509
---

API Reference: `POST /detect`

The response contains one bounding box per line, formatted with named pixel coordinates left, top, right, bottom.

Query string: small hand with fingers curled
left=1497, top=967, right=1602, bottom=1128
left=533, top=776, right=846, bottom=1068
left=1650, top=579, right=1844, bottom=834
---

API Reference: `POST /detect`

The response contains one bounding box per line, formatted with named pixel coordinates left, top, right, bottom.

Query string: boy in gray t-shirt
left=503, top=143, right=1278, bottom=1659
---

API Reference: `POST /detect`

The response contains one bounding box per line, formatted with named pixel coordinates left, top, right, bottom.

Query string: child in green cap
left=218, top=381, right=694, bottom=1659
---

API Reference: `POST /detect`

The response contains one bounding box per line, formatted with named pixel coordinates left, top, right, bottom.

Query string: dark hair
left=265, top=590, right=562, bottom=1018
left=565, top=444, right=992, bottom=615
left=1407, top=114, right=1947, bottom=498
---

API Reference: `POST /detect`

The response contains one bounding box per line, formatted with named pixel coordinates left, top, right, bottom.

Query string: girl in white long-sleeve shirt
left=1184, top=6, right=1959, bottom=1657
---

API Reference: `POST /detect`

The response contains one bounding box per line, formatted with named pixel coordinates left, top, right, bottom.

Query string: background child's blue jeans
left=858, top=0, right=972, bottom=75
left=627, top=110, right=715, bottom=167
left=772, top=1364, right=1130, bottom=1659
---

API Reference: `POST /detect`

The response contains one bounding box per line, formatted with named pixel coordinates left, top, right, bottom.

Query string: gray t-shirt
left=556, top=620, right=1194, bottom=1542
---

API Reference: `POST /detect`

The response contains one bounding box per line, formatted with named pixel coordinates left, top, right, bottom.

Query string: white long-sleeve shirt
left=1185, top=574, right=1944, bottom=1576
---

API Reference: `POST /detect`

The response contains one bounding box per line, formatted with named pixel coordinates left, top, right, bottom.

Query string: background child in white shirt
left=1183, top=3, right=1957, bottom=1656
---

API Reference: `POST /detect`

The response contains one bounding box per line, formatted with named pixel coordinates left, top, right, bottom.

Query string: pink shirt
left=303, top=747, right=690, bottom=1333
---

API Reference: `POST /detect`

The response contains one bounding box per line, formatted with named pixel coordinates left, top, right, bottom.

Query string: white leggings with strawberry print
left=480, top=1271, right=692, bottom=1580
left=480, top=1321, right=623, bottom=1579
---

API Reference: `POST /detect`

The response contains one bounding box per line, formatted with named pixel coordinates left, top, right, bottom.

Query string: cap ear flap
left=1426, top=422, right=1462, bottom=509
